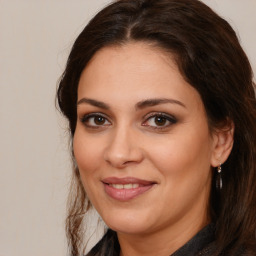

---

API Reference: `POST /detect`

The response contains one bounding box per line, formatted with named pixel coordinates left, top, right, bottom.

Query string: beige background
left=0, top=1, right=255, bottom=256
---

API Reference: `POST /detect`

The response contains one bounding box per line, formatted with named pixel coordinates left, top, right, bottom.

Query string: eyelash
left=80, top=112, right=177, bottom=130
left=80, top=113, right=111, bottom=129
left=142, top=112, right=177, bottom=130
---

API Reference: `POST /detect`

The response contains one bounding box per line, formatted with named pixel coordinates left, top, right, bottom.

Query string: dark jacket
left=171, top=223, right=216, bottom=256
left=170, top=223, right=247, bottom=256
left=87, top=224, right=248, bottom=256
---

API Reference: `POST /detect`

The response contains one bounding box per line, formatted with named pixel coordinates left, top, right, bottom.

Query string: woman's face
left=73, top=42, right=217, bottom=236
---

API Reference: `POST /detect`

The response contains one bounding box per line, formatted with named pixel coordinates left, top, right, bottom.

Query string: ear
left=210, top=121, right=234, bottom=167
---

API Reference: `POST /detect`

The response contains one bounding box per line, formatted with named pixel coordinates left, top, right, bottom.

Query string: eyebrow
left=77, top=98, right=110, bottom=109
left=135, top=98, right=186, bottom=110
left=77, top=97, right=186, bottom=110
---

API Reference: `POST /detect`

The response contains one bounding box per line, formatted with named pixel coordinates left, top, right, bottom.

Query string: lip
left=102, top=176, right=156, bottom=201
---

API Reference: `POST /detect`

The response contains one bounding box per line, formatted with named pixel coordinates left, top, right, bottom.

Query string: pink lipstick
left=102, top=177, right=156, bottom=201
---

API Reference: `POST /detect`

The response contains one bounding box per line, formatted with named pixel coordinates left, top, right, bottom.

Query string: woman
left=57, top=0, right=256, bottom=255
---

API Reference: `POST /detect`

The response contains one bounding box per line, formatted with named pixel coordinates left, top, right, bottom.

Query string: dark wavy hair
left=57, top=0, right=256, bottom=255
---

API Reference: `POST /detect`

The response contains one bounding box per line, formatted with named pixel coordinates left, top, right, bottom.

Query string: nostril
left=122, top=160, right=134, bottom=165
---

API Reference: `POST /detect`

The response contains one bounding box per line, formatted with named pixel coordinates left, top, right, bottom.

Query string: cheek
left=73, top=130, right=103, bottom=177
left=148, top=130, right=213, bottom=213
left=147, top=126, right=213, bottom=182
left=73, top=130, right=106, bottom=206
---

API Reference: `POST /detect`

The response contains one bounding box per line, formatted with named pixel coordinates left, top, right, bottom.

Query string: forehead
left=77, top=42, right=202, bottom=110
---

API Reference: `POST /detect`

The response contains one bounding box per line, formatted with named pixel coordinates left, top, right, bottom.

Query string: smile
left=102, top=177, right=156, bottom=201
left=109, top=183, right=139, bottom=189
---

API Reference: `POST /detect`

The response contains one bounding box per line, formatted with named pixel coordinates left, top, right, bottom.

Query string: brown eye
left=81, top=114, right=111, bottom=128
left=154, top=116, right=167, bottom=126
left=142, top=113, right=177, bottom=130
left=94, top=116, right=106, bottom=125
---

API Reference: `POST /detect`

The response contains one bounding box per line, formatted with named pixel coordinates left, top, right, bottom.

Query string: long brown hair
left=57, top=0, right=256, bottom=255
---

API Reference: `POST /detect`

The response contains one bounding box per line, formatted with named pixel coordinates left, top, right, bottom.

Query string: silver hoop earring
left=216, top=164, right=223, bottom=190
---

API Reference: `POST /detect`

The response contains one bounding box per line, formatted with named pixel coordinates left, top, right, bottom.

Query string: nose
left=103, top=126, right=144, bottom=168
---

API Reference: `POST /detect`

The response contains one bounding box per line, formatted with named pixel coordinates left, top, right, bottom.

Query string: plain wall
left=0, top=1, right=255, bottom=256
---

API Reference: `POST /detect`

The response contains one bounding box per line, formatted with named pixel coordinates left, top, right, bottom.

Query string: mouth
left=102, top=177, right=156, bottom=201
left=109, top=183, right=140, bottom=189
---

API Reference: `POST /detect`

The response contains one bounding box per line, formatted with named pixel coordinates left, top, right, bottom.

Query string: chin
left=102, top=210, right=152, bottom=235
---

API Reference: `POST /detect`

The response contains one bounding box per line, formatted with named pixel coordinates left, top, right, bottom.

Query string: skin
left=73, top=42, right=234, bottom=256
